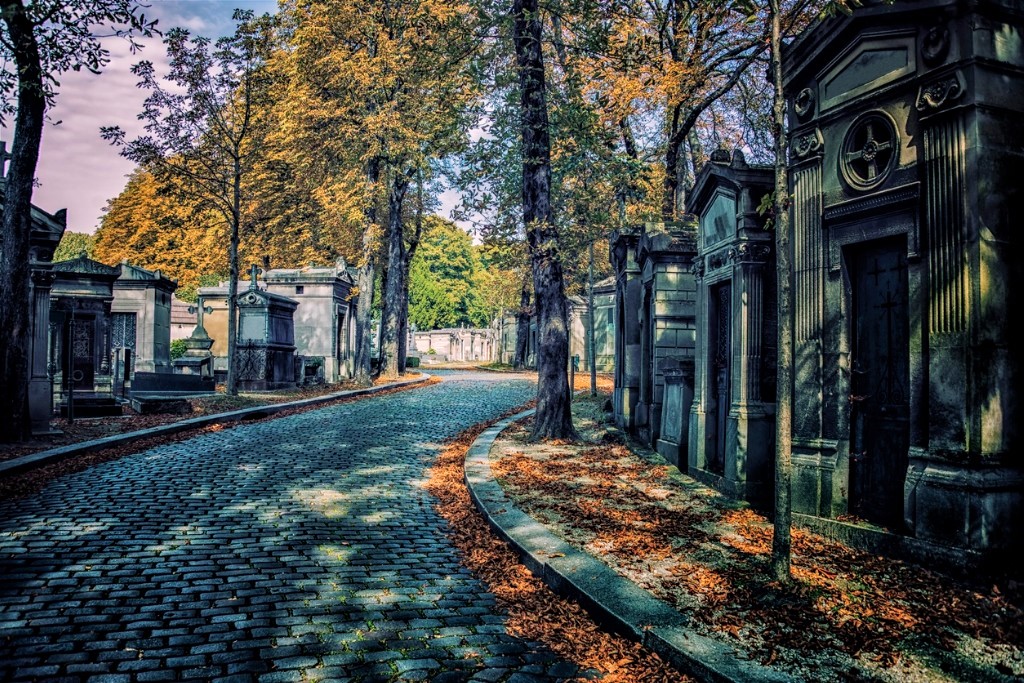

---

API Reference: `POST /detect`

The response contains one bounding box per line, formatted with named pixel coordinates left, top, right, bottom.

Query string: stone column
left=29, top=269, right=58, bottom=434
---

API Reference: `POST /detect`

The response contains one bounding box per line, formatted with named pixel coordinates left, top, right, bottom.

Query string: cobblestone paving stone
left=0, top=371, right=588, bottom=683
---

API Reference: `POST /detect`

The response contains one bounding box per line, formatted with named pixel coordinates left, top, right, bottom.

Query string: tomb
left=48, top=256, right=122, bottom=417
left=234, top=266, right=298, bottom=391
left=567, top=276, right=615, bottom=374
left=609, top=227, right=642, bottom=430
left=686, top=149, right=777, bottom=506
left=17, top=190, right=67, bottom=434
left=609, top=220, right=699, bottom=448
left=263, top=259, right=358, bottom=383
left=413, top=327, right=497, bottom=363
left=633, top=220, right=699, bottom=450
left=782, top=0, right=1022, bottom=567
left=111, top=262, right=177, bottom=392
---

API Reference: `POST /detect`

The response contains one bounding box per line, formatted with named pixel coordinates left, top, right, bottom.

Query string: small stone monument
left=172, top=299, right=215, bottom=378
left=235, top=264, right=298, bottom=391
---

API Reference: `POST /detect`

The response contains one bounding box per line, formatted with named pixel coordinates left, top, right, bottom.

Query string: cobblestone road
left=0, top=371, right=587, bottom=683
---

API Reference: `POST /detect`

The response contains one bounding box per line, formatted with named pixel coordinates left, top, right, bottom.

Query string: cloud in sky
left=26, top=0, right=277, bottom=234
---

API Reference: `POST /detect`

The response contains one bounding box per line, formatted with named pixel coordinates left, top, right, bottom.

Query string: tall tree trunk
left=0, top=0, right=45, bottom=442
left=663, top=133, right=680, bottom=220
left=398, top=174, right=424, bottom=373
left=512, top=0, right=576, bottom=441
left=379, top=172, right=408, bottom=380
left=769, top=0, right=793, bottom=583
left=588, top=240, right=597, bottom=395
left=353, top=158, right=381, bottom=386
left=513, top=283, right=530, bottom=369
left=225, top=154, right=242, bottom=396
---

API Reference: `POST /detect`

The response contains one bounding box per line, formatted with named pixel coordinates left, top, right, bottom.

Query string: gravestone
left=783, top=0, right=1022, bottom=567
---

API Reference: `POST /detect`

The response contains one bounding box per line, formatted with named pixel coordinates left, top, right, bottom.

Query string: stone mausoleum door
left=848, top=236, right=909, bottom=529
left=112, top=312, right=137, bottom=389
left=65, top=313, right=96, bottom=390
left=708, top=282, right=731, bottom=474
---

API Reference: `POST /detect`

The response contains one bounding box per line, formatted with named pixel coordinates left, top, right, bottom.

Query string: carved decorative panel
left=792, top=162, right=823, bottom=343
left=924, top=116, right=967, bottom=335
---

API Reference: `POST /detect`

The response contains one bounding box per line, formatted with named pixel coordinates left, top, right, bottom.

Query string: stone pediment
left=237, top=286, right=298, bottom=311
left=53, top=255, right=119, bottom=277
left=819, top=34, right=916, bottom=112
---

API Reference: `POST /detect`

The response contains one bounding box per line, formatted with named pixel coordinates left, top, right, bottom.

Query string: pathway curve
left=0, top=371, right=584, bottom=683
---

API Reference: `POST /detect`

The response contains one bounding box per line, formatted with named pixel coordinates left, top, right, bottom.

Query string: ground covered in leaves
left=488, top=392, right=1024, bottom=683
left=424, top=403, right=691, bottom=683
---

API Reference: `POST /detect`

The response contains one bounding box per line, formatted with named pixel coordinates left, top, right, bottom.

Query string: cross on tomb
left=868, top=258, right=886, bottom=285
left=249, top=263, right=263, bottom=290
left=188, top=300, right=214, bottom=336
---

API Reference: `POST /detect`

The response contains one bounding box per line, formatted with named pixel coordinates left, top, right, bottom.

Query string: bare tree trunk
left=225, top=154, right=242, bottom=396
left=512, top=0, right=576, bottom=441
left=588, top=240, right=597, bottom=395
left=769, top=0, right=793, bottom=583
left=353, top=158, right=381, bottom=386
left=397, top=171, right=424, bottom=373
left=513, top=283, right=530, bottom=369
left=379, top=172, right=408, bottom=380
left=0, top=0, right=45, bottom=441
left=663, top=132, right=680, bottom=220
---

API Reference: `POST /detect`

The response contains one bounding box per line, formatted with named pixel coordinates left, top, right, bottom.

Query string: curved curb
left=1, top=373, right=434, bottom=478
left=464, top=409, right=797, bottom=683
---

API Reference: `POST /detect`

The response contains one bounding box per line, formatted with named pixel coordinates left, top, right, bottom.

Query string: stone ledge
left=464, top=409, right=798, bottom=683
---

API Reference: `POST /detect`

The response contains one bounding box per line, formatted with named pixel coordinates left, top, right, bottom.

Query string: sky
left=24, top=0, right=463, bottom=235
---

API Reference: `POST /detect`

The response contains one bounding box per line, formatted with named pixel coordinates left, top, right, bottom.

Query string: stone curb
left=464, top=409, right=797, bottom=683
left=0, top=373, right=433, bottom=478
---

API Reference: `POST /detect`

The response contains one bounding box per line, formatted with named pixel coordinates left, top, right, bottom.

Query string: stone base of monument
left=58, top=393, right=123, bottom=418
left=130, top=395, right=192, bottom=415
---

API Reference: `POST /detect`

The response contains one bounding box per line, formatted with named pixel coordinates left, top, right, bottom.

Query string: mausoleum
left=686, top=150, right=777, bottom=507
left=782, top=0, right=1022, bottom=567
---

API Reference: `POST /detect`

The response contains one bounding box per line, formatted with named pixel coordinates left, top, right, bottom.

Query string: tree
left=280, top=0, right=481, bottom=383
left=407, top=216, right=489, bottom=330
left=103, top=9, right=278, bottom=396
left=93, top=167, right=226, bottom=290
left=0, top=0, right=155, bottom=441
left=767, top=0, right=793, bottom=584
left=53, top=231, right=95, bottom=262
left=512, top=0, right=576, bottom=440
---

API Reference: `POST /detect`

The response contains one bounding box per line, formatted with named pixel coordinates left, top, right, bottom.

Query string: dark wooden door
left=849, top=237, right=909, bottom=529
left=708, top=282, right=731, bottom=474
left=65, top=314, right=96, bottom=390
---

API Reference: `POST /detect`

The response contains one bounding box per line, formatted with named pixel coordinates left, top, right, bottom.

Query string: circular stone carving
left=794, top=87, right=815, bottom=119
left=841, top=111, right=898, bottom=192
left=922, top=25, right=950, bottom=65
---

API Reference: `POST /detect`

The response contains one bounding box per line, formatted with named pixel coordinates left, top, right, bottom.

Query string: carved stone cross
left=249, top=263, right=262, bottom=290
left=188, top=299, right=214, bottom=338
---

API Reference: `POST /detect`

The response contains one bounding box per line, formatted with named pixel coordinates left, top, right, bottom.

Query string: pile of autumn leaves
left=424, top=406, right=690, bottom=683
left=429, top=396, right=1024, bottom=683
